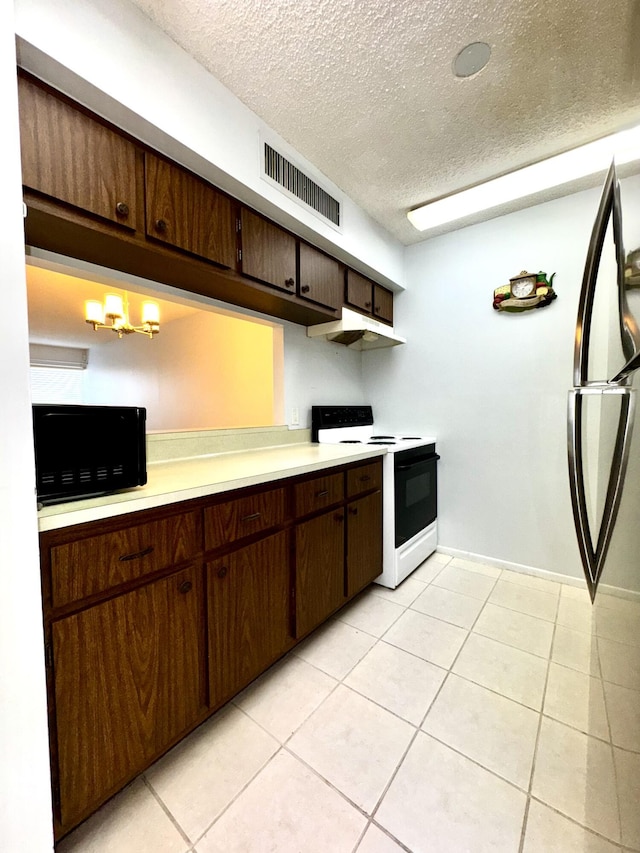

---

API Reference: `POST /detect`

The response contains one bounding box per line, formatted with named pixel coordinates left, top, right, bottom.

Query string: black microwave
left=33, top=404, right=147, bottom=505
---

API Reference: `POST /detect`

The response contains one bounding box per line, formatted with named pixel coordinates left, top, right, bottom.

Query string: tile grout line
left=519, top=589, right=628, bottom=851
left=366, top=567, right=504, bottom=828
left=518, top=590, right=559, bottom=853
left=598, top=630, right=626, bottom=848
left=142, top=775, right=194, bottom=850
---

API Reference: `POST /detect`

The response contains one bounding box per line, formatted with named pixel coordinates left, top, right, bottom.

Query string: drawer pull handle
left=155, top=218, right=168, bottom=232
left=178, top=580, right=192, bottom=594
left=284, top=277, right=295, bottom=288
left=241, top=512, right=262, bottom=522
left=118, top=546, right=154, bottom=562
left=349, top=507, right=358, bottom=515
left=115, top=201, right=129, bottom=217
left=301, top=285, right=310, bottom=293
left=316, top=490, right=329, bottom=498
left=217, top=566, right=228, bottom=579
left=359, top=475, right=371, bottom=482
left=334, top=512, right=344, bottom=522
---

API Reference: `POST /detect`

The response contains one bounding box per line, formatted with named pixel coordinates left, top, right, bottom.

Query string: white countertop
left=37, top=443, right=387, bottom=532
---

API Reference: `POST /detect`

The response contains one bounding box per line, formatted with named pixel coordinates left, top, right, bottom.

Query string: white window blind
left=30, top=366, right=85, bottom=403
left=29, top=344, right=88, bottom=404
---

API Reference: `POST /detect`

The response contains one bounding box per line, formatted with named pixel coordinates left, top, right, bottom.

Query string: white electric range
left=311, top=406, right=439, bottom=588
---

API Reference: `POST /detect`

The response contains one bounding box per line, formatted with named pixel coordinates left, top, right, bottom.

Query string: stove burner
left=368, top=440, right=396, bottom=445
left=339, top=440, right=362, bottom=444
left=371, top=435, right=395, bottom=440
left=402, top=436, right=423, bottom=440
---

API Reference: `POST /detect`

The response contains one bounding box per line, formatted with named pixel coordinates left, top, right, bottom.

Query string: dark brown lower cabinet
left=207, top=531, right=292, bottom=707
left=295, top=509, right=346, bottom=637
left=42, top=458, right=383, bottom=841
left=52, top=564, right=204, bottom=830
left=347, top=491, right=383, bottom=596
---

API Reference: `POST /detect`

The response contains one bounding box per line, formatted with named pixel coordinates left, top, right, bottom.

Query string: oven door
left=394, top=447, right=439, bottom=547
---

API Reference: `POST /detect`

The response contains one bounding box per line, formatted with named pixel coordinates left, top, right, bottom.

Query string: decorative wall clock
left=493, top=270, right=557, bottom=312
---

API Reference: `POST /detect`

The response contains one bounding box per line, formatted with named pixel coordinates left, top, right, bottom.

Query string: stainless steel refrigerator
left=568, top=161, right=640, bottom=601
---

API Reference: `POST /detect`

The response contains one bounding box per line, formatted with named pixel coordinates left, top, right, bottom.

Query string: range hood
left=306, top=307, right=406, bottom=350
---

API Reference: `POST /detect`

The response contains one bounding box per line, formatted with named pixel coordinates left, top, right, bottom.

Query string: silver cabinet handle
left=118, top=546, right=154, bottom=562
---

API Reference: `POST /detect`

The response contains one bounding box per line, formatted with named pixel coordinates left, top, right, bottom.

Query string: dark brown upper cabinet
left=17, top=72, right=386, bottom=329
left=18, top=75, right=138, bottom=231
left=373, top=284, right=394, bottom=324
left=144, top=152, right=236, bottom=268
left=345, top=269, right=393, bottom=326
left=239, top=208, right=297, bottom=294
left=298, top=243, right=342, bottom=311
left=346, top=269, right=373, bottom=313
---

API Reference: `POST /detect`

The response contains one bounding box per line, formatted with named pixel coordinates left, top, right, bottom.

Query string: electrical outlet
left=291, top=407, right=299, bottom=425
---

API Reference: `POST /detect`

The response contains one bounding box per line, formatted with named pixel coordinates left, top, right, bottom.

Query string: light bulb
left=85, top=299, right=104, bottom=324
left=142, top=301, right=160, bottom=325
left=104, top=293, right=124, bottom=320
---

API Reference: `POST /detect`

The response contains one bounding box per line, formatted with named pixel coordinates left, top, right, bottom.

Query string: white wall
left=14, top=0, right=404, bottom=290
left=365, top=175, right=640, bottom=591
left=283, top=323, right=366, bottom=427
left=0, top=2, right=53, bottom=849
left=85, top=306, right=366, bottom=431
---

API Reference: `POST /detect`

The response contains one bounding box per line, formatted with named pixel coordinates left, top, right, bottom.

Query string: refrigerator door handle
left=573, top=163, right=616, bottom=389
left=567, top=386, right=635, bottom=601
left=573, top=160, right=640, bottom=388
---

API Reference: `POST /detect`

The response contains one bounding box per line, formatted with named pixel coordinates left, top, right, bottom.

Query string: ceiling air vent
left=263, top=142, right=341, bottom=227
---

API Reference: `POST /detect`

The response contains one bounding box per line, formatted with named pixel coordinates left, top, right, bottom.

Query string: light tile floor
left=58, top=553, right=640, bottom=853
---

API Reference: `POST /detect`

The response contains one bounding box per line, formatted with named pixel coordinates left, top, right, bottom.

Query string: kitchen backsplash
left=146, top=425, right=311, bottom=464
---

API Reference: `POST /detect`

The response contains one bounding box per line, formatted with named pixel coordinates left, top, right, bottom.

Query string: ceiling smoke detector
left=453, top=42, right=491, bottom=78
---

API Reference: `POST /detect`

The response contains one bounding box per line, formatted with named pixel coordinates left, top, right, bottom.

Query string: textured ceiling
left=128, top=0, right=640, bottom=245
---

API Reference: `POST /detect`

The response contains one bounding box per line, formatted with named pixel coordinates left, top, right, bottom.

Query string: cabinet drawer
left=50, top=511, right=199, bottom=608
left=294, top=472, right=344, bottom=517
left=347, top=460, right=382, bottom=498
left=204, top=487, right=286, bottom=551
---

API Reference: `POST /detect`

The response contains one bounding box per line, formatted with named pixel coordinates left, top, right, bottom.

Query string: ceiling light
left=453, top=42, right=491, bottom=78
left=407, top=125, right=640, bottom=233
left=85, top=292, right=160, bottom=338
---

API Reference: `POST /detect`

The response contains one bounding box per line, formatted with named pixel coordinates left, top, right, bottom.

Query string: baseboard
left=436, top=545, right=640, bottom=603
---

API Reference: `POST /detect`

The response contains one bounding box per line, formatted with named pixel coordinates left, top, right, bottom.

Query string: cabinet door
left=208, top=531, right=291, bottom=707
left=240, top=208, right=297, bottom=293
left=295, top=510, right=345, bottom=637
left=347, top=491, right=383, bottom=597
left=345, top=269, right=373, bottom=314
left=373, top=284, right=394, bottom=325
left=145, top=152, right=236, bottom=267
left=299, top=243, right=342, bottom=310
left=18, top=75, right=137, bottom=230
left=52, top=565, right=204, bottom=830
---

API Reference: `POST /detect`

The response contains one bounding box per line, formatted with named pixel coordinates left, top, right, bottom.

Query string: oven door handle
left=396, top=453, right=440, bottom=471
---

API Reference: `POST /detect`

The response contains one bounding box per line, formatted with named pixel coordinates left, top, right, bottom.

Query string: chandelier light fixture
left=85, top=292, right=160, bottom=338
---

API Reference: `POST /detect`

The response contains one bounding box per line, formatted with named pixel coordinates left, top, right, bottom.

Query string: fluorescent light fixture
left=408, top=125, right=640, bottom=232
